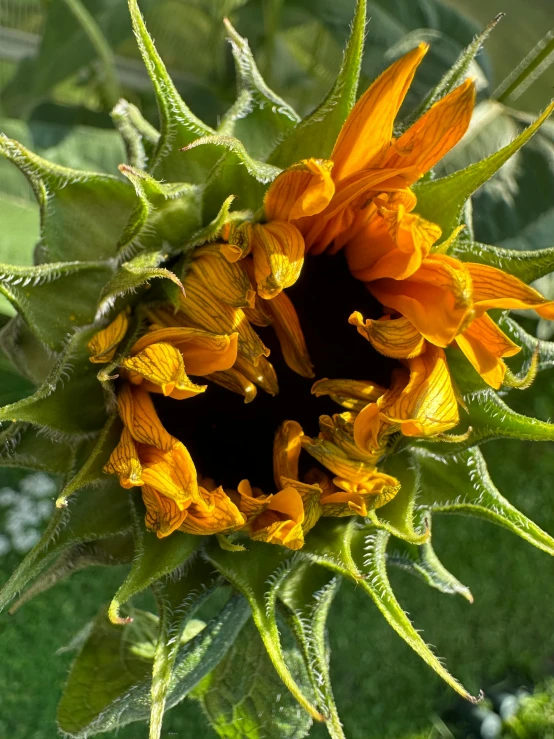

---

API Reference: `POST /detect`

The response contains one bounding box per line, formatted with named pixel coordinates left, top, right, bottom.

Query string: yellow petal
left=236, top=479, right=273, bottom=522
left=234, top=354, right=279, bottom=395
left=103, top=427, right=143, bottom=488
left=249, top=487, right=305, bottom=550
left=384, top=344, right=459, bottom=437
left=368, top=254, right=473, bottom=346
left=331, top=44, right=428, bottom=181
left=131, top=327, right=239, bottom=376
left=179, top=486, right=245, bottom=535
left=349, top=311, right=426, bottom=358
left=273, top=420, right=304, bottom=488
left=122, top=342, right=207, bottom=398
left=142, top=485, right=189, bottom=538
left=318, top=413, right=383, bottom=466
left=139, top=440, right=200, bottom=507
left=190, top=244, right=255, bottom=308
left=118, top=384, right=173, bottom=450
left=321, top=472, right=399, bottom=517
left=265, top=158, right=335, bottom=221
left=466, top=262, right=554, bottom=319
left=382, top=79, right=475, bottom=182
left=249, top=221, right=305, bottom=299
left=301, top=436, right=383, bottom=486
left=178, top=273, right=270, bottom=365
left=207, top=368, right=258, bottom=403
left=456, top=313, right=521, bottom=389
left=262, top=290, right=314, bottom=378
left=88, top=309, right=129, bottom=363
left=311, top=377, right=386, bottom=411
left=280, top=476, right=323, bottom=534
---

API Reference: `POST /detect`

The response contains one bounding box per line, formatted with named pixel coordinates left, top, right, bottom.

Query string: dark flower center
left=155, top=250, right=396, bottom=490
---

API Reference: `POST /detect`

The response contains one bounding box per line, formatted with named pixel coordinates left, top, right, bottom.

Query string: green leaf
left=0, top=260, right=114, bottom=349
left=451, top=240, right=554, bottom=283
left=127, top=0, right=220, bottom=184
left=386, top=520, right=473, bottom=603
left=9, top=533, right=134, bottom=615
left=219, top=19, right=300, bottom=161
left=280, top=562, right=344, bottom=738
left=204, top=539, right=323, bottom=722
left=0, top=422, right=75, bottom=475
left=57, top=595, right=250, bottom=737
left=96, top=249, right=184, bottom=318
left=0, top=134, right=136, bottom=262
left=268, top=0, right=366, bottom=167
left=0, top=352, right=34, bottom=405
left=351, top=526, right=479, bottom=702
left=55, top=414, right=122, bottom=507
left=0, top=314, right=56, bottom=386
left=0, top=478, right=131, bottom=612
left=0, top=328, right=107, bottom=437
left=196, top=617, right=313, bottom=739
left=414, top=446, right=554, bottom=557
left=415, top=101, right=554, bottom=241
left=374, top=451, right=429, bottom=544
left=108, top=495, right=200, bottom=624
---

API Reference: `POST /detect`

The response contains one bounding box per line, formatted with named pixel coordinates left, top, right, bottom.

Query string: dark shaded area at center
left=156, top=251, right=396, bottom=491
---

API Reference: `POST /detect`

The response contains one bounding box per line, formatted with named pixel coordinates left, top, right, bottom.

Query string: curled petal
left=311, top=377, right=386, bottom=410
left=349, top=312, right=426, bottom=358
left=265, top=158, right=335, bottom=221
left=235, top=479, right=273, bottom=522
left=207, top=368, right=257, bottom=403
left=466, top=262, right=554, bottom=319
left=190, top=245, right=255, bottom=308
left=139, top=440, right=200, bottom=507
left=280, top=477, right=323, bottom=534
left=249, top=221, right=305, bottom=299
left=234, top=355, right=279, bottom=395
left=118, top=384, right=173, bottom=450
left=104, top=427, right=143, bottom=488
left=318, top=413, right=382, bottom=465
left=301, top=436, right=382, bottom=485
left=368, top=254, right=473, bottom=347
left=456, top=313, right=521, bottom=389
left=321, top=473, right=399, bottom=517
left=142, top=485, right=189, bottom=538
left=122, top=342, right=207, bottom=399
left=131, top=327, right=239, bottom=376
left=180, top=486, right=245, bottom=535
left=382, top=79, right=476, bottom=181
left=263, top=290, right=314, bottom=378
left=331, top=44, right=428, bottom=180
left=88, top=309, right=129, bottom=363
left=249, top=487, right=305, bottom=550
left=273, top=420, right=304, bottom=488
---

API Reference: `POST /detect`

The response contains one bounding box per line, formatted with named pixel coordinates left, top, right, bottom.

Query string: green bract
left=1, top=2, right=554, bottom=738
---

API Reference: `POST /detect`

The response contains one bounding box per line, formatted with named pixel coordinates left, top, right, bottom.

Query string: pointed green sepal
left=414, top=446, right=554, bottom=557
left=451, top=240, right=554, bottom=283
left=204, top=539, right=324, bottom=722
left=269, top=0, right=366, bottom=167
left=415, top=101, right=554, bottom=240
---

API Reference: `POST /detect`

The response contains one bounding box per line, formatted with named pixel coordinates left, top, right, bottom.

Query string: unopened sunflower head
left=1, top=1, right=554, bottom=738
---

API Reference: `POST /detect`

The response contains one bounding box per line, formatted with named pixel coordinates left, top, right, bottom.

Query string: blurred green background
left=1, top=1, right=554, bottom=737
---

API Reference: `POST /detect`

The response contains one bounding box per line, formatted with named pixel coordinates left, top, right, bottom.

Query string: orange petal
left=249, top=221, right=305, bottom=299
left=207, top=368, right=257, bottom=403
left=117, top=384, right=173, bottom=450
left=139, top=440, right=200, bottom=507
left=189, top=244, right=255, bottom=308
left=265, top=158, right=335, bottom=221
left=331, top=44, right=428, bottom=181
left=301, top=436, right=382, bottom=485
left=122, top=342, right=207, bottom=398
left=382, top=79, right=476, bottom=182
left=368, top=254, right=473, bottom=346
left=103, top=427, right=143, bottom=488
left=466, top=262, right=554, bottom=319
left=142, top=485, right=189, bottom=538
left=249, top=487, right=305, bottom=550
left=273, top=420, right=304, bottom=488
left=349, top=311, right=426, bottom=358
left=180, top=486, right=245, bottom=535
left=88, top=309, right=129, bottom=363
left=353, top=369, right=407, bottom=451
left=456, top=313, right=521, bottom=389
left=311, top=377, right=386, bottom=412
left=321, top=472, right=399, bottom=516
left=280, top=477, right=323, bottom=534
left=236, top=479, right=273, bottom=522
left=262, top=290, right=314, bottom=378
